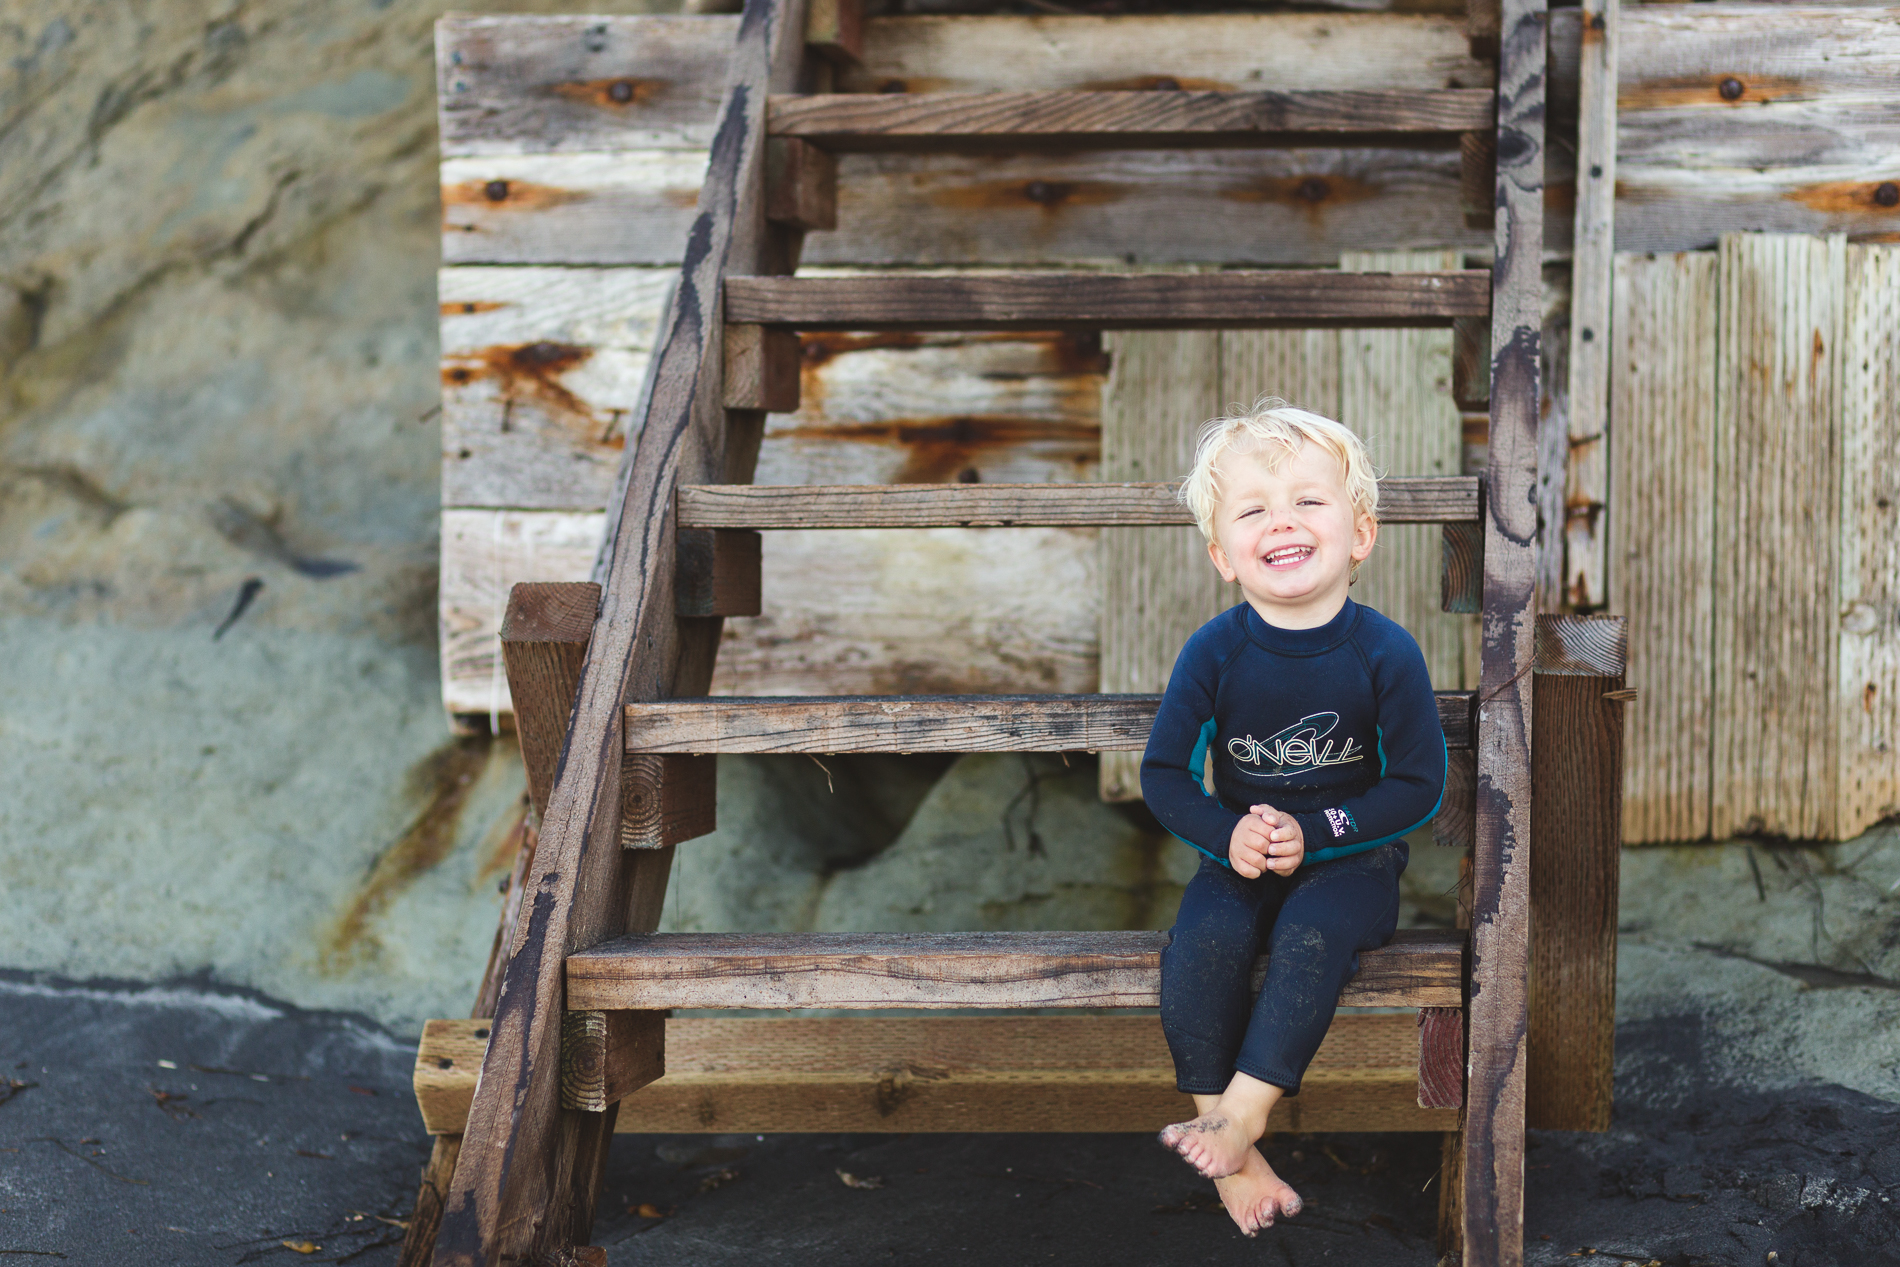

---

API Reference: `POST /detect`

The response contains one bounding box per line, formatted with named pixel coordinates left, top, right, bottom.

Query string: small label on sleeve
left=1323, top=807, right=1356, bottom=838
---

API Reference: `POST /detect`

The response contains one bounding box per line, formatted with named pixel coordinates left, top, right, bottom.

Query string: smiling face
left=1206, top=440, right=1378, bottom=629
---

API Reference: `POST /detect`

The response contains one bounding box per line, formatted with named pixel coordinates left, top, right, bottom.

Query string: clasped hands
left=1228, top=804, right=1304, bottom=878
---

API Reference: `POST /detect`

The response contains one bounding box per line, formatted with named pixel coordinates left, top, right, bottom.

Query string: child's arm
left=1140, top=629, right=1246, bottom=867
left=1293, top=633, right=1448, bottom=864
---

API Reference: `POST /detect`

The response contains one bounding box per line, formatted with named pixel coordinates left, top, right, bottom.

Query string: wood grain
left=722, top=324, right=801, bottom=413
left=559, top=1011, right=665, bottom=1114
left=726, top=272, right=1492, bottom=331
left=1340, top=249, right=1478, bottom=693
left=433, top=0, right=812, bottom=1257
left=676, top=529, right=761, bottom=618
left=435, top=14, right=741, bottom=156
left=1096, top=327, right=1227, bottom=802
left=1527, top=616, right=1625, bottom=1133
left=568, top=928, right=1465, bottom=1011
left=1838, top=246, right=1900, bottom=834
left=1712, top=232, right=1845, bottom=841
left=416, top=1014, right=1458, bottom=1136
left=1607, top=250, right=1716, bottom=844
left=1562, top=0, right=1617, bottom=611
left=763, top=137, right=837, bottom=232
left=678, top=478, right=1480, bottom=528
left=624, top=692, right=1477, bottom=754
left=619, top=754, right=717, bottom=850
left=500, top=583, right=600, bottom=819
left=1417, top=1007, right=1465, bottom=1110
left=769, top=89, right=1494, bottom=150
left=1461, top=0, right=1546, bottom=1256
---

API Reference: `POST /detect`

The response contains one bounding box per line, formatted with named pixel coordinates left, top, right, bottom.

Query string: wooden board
left=1615, top=6, right=1900, bottom=251
left=768, top=88, right=1495, bottom=149
left=1562, top=0, right=1617, bottom=611
left=1462, top=0, right=1547, bottom=1256
left=416, top=1014, right=1458, bottom=1136
left=725, top=272, right=1492, bottom=331
left=678, top=477, right=1480, bottom=528
left=1838, top=246, right=1900, bottom=833
left=1339, top=249, right=1476, bottom=693
left=1607, top=251, right=1717, bottom=844
left=1711, top=232, right=1845, bottom=841
left=567, top=928, right=1465, bottom=1011
left=622, top=692, right=1476, bottom=754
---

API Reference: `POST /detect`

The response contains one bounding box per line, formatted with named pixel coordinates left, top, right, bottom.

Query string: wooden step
left=724, top=271, right=1490, bottom=331
left=624, top=691, right=1475, bottom=754
left=415, top=1014, right=1458, bottom=1136
left=677, top=477, right=1480, bottom=528
left=768, top=88, right=1496, bottom=151
left=566, top=928, right=1462, bottom=1011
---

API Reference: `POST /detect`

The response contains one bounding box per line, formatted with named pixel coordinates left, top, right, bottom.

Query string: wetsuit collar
left=1239, top=597, right=1360, bottom=656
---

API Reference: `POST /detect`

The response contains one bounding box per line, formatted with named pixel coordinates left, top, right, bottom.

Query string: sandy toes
left=1157, top=1110, right=1255, bottom=1179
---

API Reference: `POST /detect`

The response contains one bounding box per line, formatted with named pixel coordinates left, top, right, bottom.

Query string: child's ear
left=1351, top=512, right=1378, bottom=562
left=1208, top=538, right=1238, bottom=583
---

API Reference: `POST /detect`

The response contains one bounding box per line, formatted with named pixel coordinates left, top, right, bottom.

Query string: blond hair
left=1179, top=397, right=1380, bottom=543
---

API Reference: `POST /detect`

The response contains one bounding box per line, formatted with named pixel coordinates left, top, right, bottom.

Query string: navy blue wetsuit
left=1141, top=598, right=1445, bottom=1095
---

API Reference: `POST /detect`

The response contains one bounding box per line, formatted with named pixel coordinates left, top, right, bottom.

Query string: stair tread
left=724, top=271, right=1490, bottom=331
left=566, top=928, right=1463, bottom=1011
left=768, top=88, right=1496, bottom=150
left=623, top=691, right=1475, bottom=753
left=677, top=478, right=1479, bottom=528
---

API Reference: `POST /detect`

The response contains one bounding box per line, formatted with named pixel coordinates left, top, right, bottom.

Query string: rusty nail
left=1718, top=77, right=1744, bottom=101
left=1024, top=180, right=1059, bottom=206
left=1876, top=182, right=1899, bottom=208
left=1297, top=176, right=1329, bottom=204
left=608, top=80, right=634, bottom=104
left=1152, top=76, right=1180, bottom=91
left=483, top=179, right=510, bottom=202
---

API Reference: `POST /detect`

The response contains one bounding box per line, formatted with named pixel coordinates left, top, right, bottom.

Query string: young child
left=1142, top=399, right=1446, bottom=1237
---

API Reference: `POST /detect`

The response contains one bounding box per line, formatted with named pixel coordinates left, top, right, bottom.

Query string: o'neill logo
left=1226, top=711, right=1364, bottom=779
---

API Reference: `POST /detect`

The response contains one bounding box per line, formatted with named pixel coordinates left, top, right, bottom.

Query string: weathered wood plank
left=1607, top=251, right=1716, bottom=844
left=1838, top=246, right=1900, bottom=834
left=676, top=529, right=761, bottom=618
left=769, top=89, right=1495, bottom=150
left=678, top=478, right=1481, bottom=528
left=567, top=929, right=1465, bottom=1011
left=440, top=512, right=1104, bottom=714
left=1527, top=616, right=1625, bottom=1133
left=1563, top=0, right=1617, bottom=611
left=433, top=0, right=814, bottom=1256
left=1462, top=0, right=1546, bottom=1257
left=1096, top=328, right=1228, bottom=803
left=727, top=272, right=1492, bottom=331
left=621, top=691, right=1476, bottom=754
left=1711, top=232, right=1845, bottom=841
left=435, top=14, right=740, bottom=156
left=441, top=153, right=709, bottom=267
left=1340, top=249, right=1476, bottom=692
left=500, top=583, right=600, bottom=819
left=417, top=1014, right=1457, bottom=1136
left=1614, top=7, right=1900, bottom=251
left=1417, top=1008, right=1464, bottom=1110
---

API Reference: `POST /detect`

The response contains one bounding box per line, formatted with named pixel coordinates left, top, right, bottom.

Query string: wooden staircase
left=411, top=1, right=1628, bottom=1264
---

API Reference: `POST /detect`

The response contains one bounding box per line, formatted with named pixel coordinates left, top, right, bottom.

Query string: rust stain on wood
left=441, top=301, right=508, bottom=316
left=1785, top=181, right=1900, bottom=215
left=1071, top=73, right=1235, bottom=92
left=442, top=178, right=585, bottom=212
left=784, top=415, right=1101, bottom=483
left=927, top=177, right=1125, bottom=214
left=323, top=738, right=493, bottom=967
left=1617, top=75, right=1809, bottom=109
left=442, top=342, right=613, bottom=437
left=549, top=77, right=675, bottom=111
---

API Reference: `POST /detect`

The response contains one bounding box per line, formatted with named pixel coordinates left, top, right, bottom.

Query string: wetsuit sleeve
left=1140, top=633, right=1244, bottom=866
left=1294, top=633, right=1447, bottom=864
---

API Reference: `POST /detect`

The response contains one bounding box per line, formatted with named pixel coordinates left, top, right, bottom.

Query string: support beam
left=1442, top=521, right=1484, bottom=614
left=1528, top=617, right=1626, bottom=1132
left=561, top=1010, right=666, bottom=1113
left=676, top=529, right=762, bottom=618
left=620, top=753, right=717, bottom=849
left=723, top=323, right=802, bottom=413
left=764, top=137, right=837, bottom=232
left=500, top=582, right=601, bottom=819
left=1417, top=1008, right=1465, bottom=1110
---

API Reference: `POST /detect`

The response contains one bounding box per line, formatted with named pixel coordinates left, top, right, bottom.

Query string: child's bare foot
left=1157, top=1073, right=1283, bottom=1179
left=1213, top=1147, right=1303, bottom=1236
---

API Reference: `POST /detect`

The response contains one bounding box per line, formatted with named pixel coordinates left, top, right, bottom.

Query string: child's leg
left=1160, top=843, right=1406, bottom=1181
left=1157, top=856, right=1280, bottom=1098
left=1232, top=843, right=1406, bottom=1093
